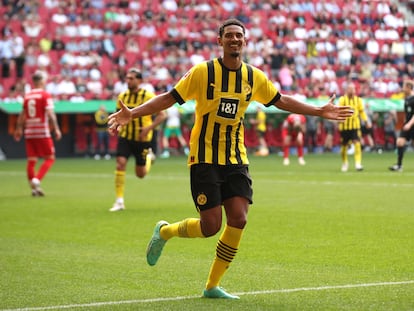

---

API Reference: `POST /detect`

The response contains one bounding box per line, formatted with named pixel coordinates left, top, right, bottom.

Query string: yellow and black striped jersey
left=170, top=57, right=280, bottom=166
left=338, top=95, right=368, bottom=131
left=117, top=88, right=156, bottom=142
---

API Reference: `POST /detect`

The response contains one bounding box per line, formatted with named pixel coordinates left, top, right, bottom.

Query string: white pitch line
left=2, top=280, right=414, bottom=311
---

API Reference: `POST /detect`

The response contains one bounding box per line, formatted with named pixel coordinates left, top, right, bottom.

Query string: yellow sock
left=145, top=153, right=152, bottom=174
left=160, top=218, right=204, bottom=240
left=115, top=170, right=125, bottom=199
left=205, top=225, right=243, bottom=290
left=340, top=145, right=348, bottom=163
left=354, top=141, right=362, bottom=166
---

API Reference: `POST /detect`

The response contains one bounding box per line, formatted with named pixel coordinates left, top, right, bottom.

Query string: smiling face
left=217, top=24, right=246, bottom=59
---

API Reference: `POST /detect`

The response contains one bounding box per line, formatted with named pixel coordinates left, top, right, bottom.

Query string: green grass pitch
left=1, top=152, right=413, bottom=310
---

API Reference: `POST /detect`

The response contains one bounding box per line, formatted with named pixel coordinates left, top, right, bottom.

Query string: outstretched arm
left=108, top=92, right=176, bottom=135
left=275, top=94, right=353, bottom=121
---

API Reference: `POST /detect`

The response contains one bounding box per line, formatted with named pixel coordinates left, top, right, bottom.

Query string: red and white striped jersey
left=22, top=88, right=54, bottom=139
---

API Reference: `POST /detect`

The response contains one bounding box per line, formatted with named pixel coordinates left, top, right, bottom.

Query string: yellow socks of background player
left=354, top=142, right=362, bottom=166
left=340, top=145, right=348, bottom=164
left=160, top=218, right=204, bottom=240
left=114, top=170, right=125, bottom=199
left=145, top=152, right=152, bottom=174
left=205, top=225, right=243, bottom=290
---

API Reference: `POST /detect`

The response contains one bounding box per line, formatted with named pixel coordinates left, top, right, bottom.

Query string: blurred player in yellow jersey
left=338, top=82, right=371, bottom=172
left=94, top=105, right=110, bottom=160
left=108, top=19, right=353, bottom=299
left=249, top=105, right=269, bottom=156
left=110, top=68, right=166, bottom=212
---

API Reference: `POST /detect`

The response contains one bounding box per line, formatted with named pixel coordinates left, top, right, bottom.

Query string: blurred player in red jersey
left=13, top=70, right=62, bottom=196
left=281, top=113, right=306, bottom=165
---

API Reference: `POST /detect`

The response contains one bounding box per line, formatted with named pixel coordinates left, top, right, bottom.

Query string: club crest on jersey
left=244, top=84, right=252, bottom=101
left=197, top=193, right=207, bottom=206
left=244, top=84, right=252, bottom=94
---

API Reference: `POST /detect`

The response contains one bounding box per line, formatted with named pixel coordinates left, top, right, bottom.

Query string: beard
left=230, top=52, right=240, bottom=57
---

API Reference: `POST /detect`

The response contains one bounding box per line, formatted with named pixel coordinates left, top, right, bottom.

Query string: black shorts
left=340, top=129, right=360, bottom=145
left=190, top=164, right=253, bottom=211
left=399, top=126, right=414, bottom=141
left=116, top=137, right=151, bottom=166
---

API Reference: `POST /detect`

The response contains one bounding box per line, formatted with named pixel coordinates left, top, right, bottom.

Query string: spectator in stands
left=310, top=63, right=325, bottom=82
left=266, top=47, right=285, bottom=79
left=139, top=18, right=158, bottom=38
left=336, top=34, right=353, bottom=66
left=0, top=32, right=13, bottom=78
left=90, top=0, right=105, bottom=9
left=52, top=7, right=69, bottom=24
left=44, top=0, right=59, bottom=9
left=22, top=15, right=44, bottom=38
left=89, top=62, right=102, bottom=81
left=102, top=34, right=116, bottom=59
left=69, top=92, right=86, bottom=103
left=61, top=62, right=76, bottom=80
left=51, top=33, right=66, bottom=52
left=402, top=33, right=414, bottom=63
left=78, top=15, right=93, bottom=38
left=383, top=62, right=399, bottom=79
left=63, top=21, right=78, bottom=38
left=387, top=76, right=401, bottom=95
left=366, top=34, right=380, bottom=56
left=373, top=77, right=388, bottom=96
left=316, top=0, right=340, bottom=15
left=74, top=76, right=88, bottom=95
left=58, top=75, right=77, bottom=99
left=37, top=51, right=51, bottom=70
left=46, top=75, right=62, bottom=99
left=125, top=36, right=140, bottom=53
left=86, top=74, right=103, bottom=97
left=3, top=85, right=24, bottom=103
left=113, top=74, right=127, bottom=95
left=278, top=64, right=294, bottom=91
left=65, top=39, right=80, bottom=53
left=11, top=32, right=25, bottom=78
left=39, top=34, right=52, bottom=53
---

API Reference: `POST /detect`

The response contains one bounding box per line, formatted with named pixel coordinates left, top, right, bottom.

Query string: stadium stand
left=1, top=0, right=413, bottom=153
